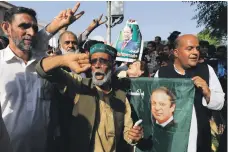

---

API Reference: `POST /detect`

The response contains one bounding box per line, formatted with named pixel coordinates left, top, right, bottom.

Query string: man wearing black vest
left=154, top=34, right=224, bottom=152
left=36, top=43, right=143, bottom=152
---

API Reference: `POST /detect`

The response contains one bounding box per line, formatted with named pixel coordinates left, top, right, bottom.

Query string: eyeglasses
left=18, top=23, right=38, bottom=33
left=64, top=41, right=77, bottom=45
left=90, top=58, right=109, bottom=66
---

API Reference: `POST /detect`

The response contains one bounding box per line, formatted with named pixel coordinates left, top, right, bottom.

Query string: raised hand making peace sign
left=86, top=14, right=108, bottom=34
left=46, top=2, right=85, bottom=34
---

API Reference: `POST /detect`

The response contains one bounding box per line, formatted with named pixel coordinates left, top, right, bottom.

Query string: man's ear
left=140, top=70, right=144, bottom=76
left=1, top=22, right=10, bottom=36
left=173, top=48, right=179, bottom=58
left=171, top=104, right=176, bottom=113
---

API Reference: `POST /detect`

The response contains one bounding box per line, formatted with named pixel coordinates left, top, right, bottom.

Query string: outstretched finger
left=99, top=16, right=108, bottom=25
left=98, top=14, right=103, bottom=21
left=74, top=11, right=85, bottom=21
left=72, top=2, right=80, bottom=14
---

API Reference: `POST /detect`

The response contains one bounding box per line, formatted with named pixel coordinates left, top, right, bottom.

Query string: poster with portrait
left=115, top=20, right=143, bottom=62
left=127, top=78, right=195, bottom=152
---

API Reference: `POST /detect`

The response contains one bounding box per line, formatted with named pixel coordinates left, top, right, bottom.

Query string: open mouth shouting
left=95, top=71, right=105, bottom=80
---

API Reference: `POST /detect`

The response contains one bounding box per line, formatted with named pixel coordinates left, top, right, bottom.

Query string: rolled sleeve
left=123, top=98, right=134, bottom=144
left=36, top=59, right=50, bottom=78
left=202, top=65, right=225, bottom=110
left=77, top=30, right=89, bottom=47
left=36, top=59, right=83, bottom=97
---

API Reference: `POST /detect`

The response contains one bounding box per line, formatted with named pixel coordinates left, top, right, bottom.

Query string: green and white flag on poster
left=126, top=78, right=195, bottom=152
left=115, top=20, right=143, bottom=62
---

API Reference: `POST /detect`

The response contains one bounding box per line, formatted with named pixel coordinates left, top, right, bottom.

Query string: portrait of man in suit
left=151, top=87, right=176, bottom=128
left=136, top=87, right=177, bottom=152
left=117, top=25, right=138, bottom=52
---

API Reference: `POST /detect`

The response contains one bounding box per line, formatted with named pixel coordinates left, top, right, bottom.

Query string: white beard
left=92, top=70, right=112, bottom=86
left=60, top=46, right=79, bottom=54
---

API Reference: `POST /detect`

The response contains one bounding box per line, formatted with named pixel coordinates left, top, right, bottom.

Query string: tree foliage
left=189, top=1, right=227, bottom=40
left=197, top=29, right=221, bottom=46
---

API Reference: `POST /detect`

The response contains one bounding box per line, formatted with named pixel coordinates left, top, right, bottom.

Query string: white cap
left=49, top=37, right=58, bottom=48
left=89, top=35, right=105, bottom=42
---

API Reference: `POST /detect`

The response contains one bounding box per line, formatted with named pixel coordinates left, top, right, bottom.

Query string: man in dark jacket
left=36, top=43, right=143, bottom=152
left=154, top=34, right=224, bottom=152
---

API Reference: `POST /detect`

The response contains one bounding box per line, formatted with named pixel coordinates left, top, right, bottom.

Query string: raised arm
left=41, top=53, right=90, bottom=73
left=36, top=53, right=91, bottom=96
left=46, top=2, right=84, bottom=35
left=78, top=14, right=108, bottom=44
left=34, top=2, right=84, bottom=53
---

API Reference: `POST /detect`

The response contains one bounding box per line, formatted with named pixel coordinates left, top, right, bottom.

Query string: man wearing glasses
left=36, top=43, right=143, bottom=152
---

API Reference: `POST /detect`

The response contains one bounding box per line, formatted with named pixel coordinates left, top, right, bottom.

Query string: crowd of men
left=0, top=2, right=226, bottom=152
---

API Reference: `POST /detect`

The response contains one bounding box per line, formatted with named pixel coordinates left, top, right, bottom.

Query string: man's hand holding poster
left=125, top=78, right=195, bottom=152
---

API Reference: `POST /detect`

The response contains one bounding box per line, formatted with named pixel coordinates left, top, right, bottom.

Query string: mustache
left=23, top=36, right=33, bottom=41
left=93, top=70, right=105, bottom=75
left=68, top=48, right=76, bottom=52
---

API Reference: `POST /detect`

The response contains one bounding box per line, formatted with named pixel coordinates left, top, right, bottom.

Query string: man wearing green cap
left=36, top=43, right=143, bottom=152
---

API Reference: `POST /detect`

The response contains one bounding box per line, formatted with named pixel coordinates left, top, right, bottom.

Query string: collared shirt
left=94, top=87, right=115, bottom=152
left=93, top=86, right=133, bottom=152
left=156, top=116, right=174, bottom=128
left=0, top=29, right=52, bottom=152
left=155, top=64, right=225, bottom=152
left=0, top=107, right=12, bottom=152
left=36, top=63, right=134, bottom=151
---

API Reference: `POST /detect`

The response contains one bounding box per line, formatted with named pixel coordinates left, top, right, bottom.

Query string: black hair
left=199, top=49, right=207, bottom=59
left=0, top=36, right=9, bottom=49
left=163, top=44, right=172, bottom=50
left=199, top=40, right=209, bottom=47
left=168, top=31, right=181, bottom=49
left=159, top=53, right=169, bottom=62
left=155, top=36, right=161, bottom=41
left=167, top=31, right=181, bottom=42
left=4, top=7, right=37, bottom=23
left=217, top=45, right=227, bottom=52
left=208, top=45, right=216, bottom=57
left=173, top=38, right=180, bottom=49
left=130, top=60, right=149, bottom=77
left=147, top=41, right=156, bottom=47
left=151, top=87, right=176, bottom=105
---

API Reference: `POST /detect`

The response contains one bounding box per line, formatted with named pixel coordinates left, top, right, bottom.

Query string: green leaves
left=188, top=1, right=227, bottom=40
left=197, top=28, right=221, bottom=46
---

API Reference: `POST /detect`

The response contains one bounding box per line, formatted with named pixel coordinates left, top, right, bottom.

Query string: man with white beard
left=55, top=14, right=108, bottom=55
left=58, top=31, right=79, bottom=54
left=36, top=43, right=144, bottom=152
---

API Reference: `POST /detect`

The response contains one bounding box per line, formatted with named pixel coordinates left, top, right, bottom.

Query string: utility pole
left=107, top=1, right=111, bottom=45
